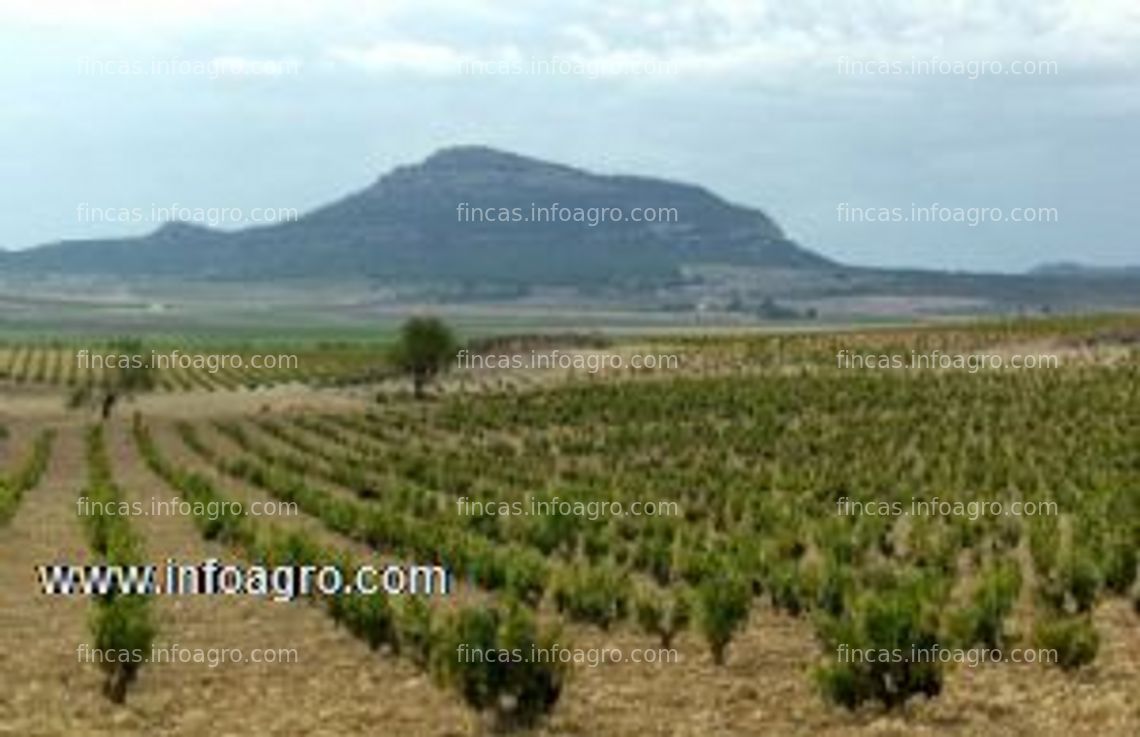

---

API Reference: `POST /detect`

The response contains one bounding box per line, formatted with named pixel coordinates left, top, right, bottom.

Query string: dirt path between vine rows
left=0, top=426, right=108, bottom=735
left=47, top=419, right=469, bottom=737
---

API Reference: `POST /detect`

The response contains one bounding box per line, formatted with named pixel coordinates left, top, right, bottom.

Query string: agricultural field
left=0, top=338, right=386, bottom=391
left=0, top=314, right=1137, bottom=736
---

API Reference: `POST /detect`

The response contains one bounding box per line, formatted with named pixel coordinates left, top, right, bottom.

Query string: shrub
left=552, top=563, right=628, bottom=630
left=502, top=547, right=549, bottom=606
left=434, top=605, right=500, bottom=714
left=328, top=590, right=398, bottom=652
left=1039, top=548, right=1102, bottom=615
left=949, top=559, right=1022, bottom=650
left=1101, top=537, right=1138, bottom=596
left=632, top=533, right=675, bottom=585
left=768, top=562, right=807, bottom=616
left=396, top=596, right=436, bottom=667
left=814, top=561, right=855, bottom=618
left=1065, top=549, right=1103, bottom=614
left=814, top=574, right=944, bottom=710
left=635, top=586, right=691, bottom=649
left=264, top=530, right=325, bottom=569
left=1033, top=615, right=1099, bottom=670
left=675, top=545, right=718, bottom=586
left=432, top=603, right=566, bottom=731
left=695, top=570, right=752, bottom=665
left=91, top=594, right=155, bottom=704
left=516, top=507, right=581, bottom=556
left=497, top=604, right=566, bottom=728
left=1028, top=515, right=1060, bottom=576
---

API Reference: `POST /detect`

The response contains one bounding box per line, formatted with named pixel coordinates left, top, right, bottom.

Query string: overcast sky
left=1, top=0, right=1137, bottom=271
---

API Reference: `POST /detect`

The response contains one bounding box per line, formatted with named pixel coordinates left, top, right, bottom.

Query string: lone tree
left=391, top=317, right=457, bottom=399
left=69, top=338, right=156, bottom=420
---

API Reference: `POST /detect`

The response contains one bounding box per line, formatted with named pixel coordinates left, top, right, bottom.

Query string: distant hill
left=0, top=146, right=833, bottom=284
left=1028, top=262, right=1140, bottom=277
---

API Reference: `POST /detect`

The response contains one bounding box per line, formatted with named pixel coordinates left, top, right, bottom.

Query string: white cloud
left=325, top=41, right=477, bottom=76
left=0, top=0, right=289, bottom=28
left=4, top=0, right=1140, bottom=80
left=208, top=56, right=303, bottom=76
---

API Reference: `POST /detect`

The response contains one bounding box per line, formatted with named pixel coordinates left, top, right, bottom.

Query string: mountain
left=0, top=146, right=833, bottom=284
left=1028, top=262, right=1140, bottom=277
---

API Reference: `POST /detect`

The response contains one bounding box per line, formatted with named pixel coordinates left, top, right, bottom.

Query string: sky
left=1, top=0, right=1138, bottom=272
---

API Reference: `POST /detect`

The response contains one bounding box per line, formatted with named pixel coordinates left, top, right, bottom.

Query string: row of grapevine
left=0, top=430, right=55, bottom=526
left=0, top=341, right=386, bottom=391
left=81, top=425, right=157, bottom=703
left=201, top=417, right=761, bottom=664
left=132, top=415, right=568, bottom=730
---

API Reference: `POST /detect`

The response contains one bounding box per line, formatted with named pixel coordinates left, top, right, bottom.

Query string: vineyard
left=0, top=339, right=384, bottom=391
left=0, top=334, right=648, bottom=395
left=0, top=315, right=1137, bottom=735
